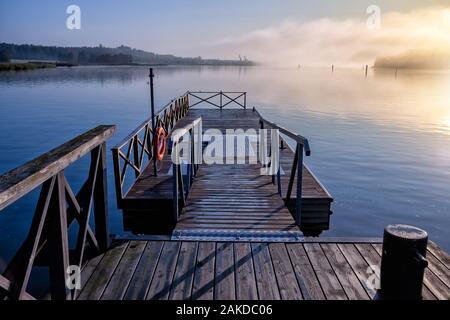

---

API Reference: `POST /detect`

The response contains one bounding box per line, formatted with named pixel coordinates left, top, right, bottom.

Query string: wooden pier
left=113, top=92, right=332, bottom=237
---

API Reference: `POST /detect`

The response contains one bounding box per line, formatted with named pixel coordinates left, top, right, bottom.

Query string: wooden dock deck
left=77, top=239, right=450, bottom=300
left=118, top=106, right=333, bottom=237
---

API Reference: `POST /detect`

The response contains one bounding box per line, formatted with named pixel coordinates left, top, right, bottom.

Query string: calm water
left=1, top=66, right=450, bottom=283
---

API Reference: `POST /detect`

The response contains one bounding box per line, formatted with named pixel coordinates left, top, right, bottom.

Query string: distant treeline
left=0, top=43, right=255, bottom=66
left=374, top=50, right=450, bottom=70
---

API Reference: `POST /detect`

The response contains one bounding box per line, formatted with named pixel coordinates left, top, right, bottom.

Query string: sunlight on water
left=0, top=66, right=449, bottom=265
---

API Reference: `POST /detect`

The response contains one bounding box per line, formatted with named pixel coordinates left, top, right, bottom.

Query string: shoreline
left=0, top=62, right=257, bottom=72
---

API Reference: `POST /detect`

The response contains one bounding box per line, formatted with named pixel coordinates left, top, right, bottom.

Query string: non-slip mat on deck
left=171, top=229, right=304, bottom=242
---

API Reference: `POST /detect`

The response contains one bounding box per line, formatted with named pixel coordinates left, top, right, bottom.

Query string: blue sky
left=1, top=0, right=449, bottom=64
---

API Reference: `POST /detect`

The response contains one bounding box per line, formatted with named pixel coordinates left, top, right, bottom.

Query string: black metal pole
left=149, top=68, right=157, bottom=177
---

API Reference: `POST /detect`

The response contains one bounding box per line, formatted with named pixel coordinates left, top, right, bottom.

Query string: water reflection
left=0, top=65, right=449, bottom=257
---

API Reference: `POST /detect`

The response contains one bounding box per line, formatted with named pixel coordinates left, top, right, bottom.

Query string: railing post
left=244, top=93, right=247, bottom=109
left=48, top=171, right=71, bottom=300
left=111, top=148, right=123, bottom=209
left=172, top=141, right=179, bottom=223
left=93, top=143, right=110, bottom=252
left=220, top=91, right=223, bottom=110
left=295, top=143, right=304, bottom=226
left=132, top=136, right=140, bottom=178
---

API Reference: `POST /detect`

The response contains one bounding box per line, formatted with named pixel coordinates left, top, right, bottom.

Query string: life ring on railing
left=153, top=127, right=167, bottom=161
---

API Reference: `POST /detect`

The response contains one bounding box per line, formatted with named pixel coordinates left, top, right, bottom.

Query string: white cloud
left=202, top=6, right=450, bottom=66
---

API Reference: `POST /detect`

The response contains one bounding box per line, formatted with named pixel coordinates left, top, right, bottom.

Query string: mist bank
left=374, top=50, right=450, bottom=70
left=0, top=43, right=256, bottom=67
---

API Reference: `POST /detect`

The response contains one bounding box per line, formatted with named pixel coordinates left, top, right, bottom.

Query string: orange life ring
left=154, top=127, right=167, bottom=161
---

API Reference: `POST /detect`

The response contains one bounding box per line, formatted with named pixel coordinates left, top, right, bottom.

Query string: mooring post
left=149, top=68, right=157, bottom=177
left=379, top=224, right=429, bottom=300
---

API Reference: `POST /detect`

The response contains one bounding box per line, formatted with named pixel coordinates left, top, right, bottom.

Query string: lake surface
left=1, top=66, right=450, bottom=277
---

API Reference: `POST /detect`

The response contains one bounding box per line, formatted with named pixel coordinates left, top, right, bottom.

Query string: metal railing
left=170, top=117, right=203, bottom=222
left=111, top=93, right=189, bottom=208
left=188, top=91, right=247, bottom=109
left=257, top=111, right=311, bottom=226
left=0, top=125, right=116, bottom=300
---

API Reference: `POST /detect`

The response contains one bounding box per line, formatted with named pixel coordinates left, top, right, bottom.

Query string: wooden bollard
left=380, top=224, right=429, bottom=300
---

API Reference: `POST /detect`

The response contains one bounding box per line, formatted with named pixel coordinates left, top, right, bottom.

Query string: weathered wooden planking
left=234, top=242, right=258, bottom=300
left=269, top=243, right=303, bottom=300
left=101, top=241, right=146, bottom=300
left=427, top=241, right=450, bottom=271
left=176, top=163, right=298, bottom=232
left=337, top=243, right=377, bottom=298
left=77, top=240, right=450, bottom=301
left=169, top=242, right=198, bottom=300
left=124, top=241, right=164, bottom=300
left=322, top=243, right=370, bottom=300
left=214, top=243, right=236, bottom=300
left=304, top=243, right=347, bottom=300
left=251, top=243, right=281, bottom=300
left=77, top=242, right=128, bottom=300
left=192, top=242, right=216, bottom=300
left=285, top=243, right=325, bottom=300
left=146, top=242, right=181, bottom=300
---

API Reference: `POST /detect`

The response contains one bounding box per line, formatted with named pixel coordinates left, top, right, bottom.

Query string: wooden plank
left=251, top=243, right=281, bottom=300
left=0, top=125, right=116, bottom=211
left=146, top=241, right=181, bottom=300
left=427, top=241, right=450, bottom=271
left=214, top=243, right=236, bottom=300
left=426, top=252, right=450, bottom=289
left=124, top=241, right=164, bottom=300
left=304, top=243, right=347, bottom=300
left=192, top=242, right=216, bottom=300
left=234, top=242, right=258, bottom=300
left=337, top=244, right=377, bottom=298
left=77, top=242, right=128, bottom=300
left=169, top=242, right=199, bottom=300
left=269, top=243, right=303, bottom=300
left=101, top=241, right=147, bottom=300
left=285, top=244, right=325, bottom=300
left=321, top=243, right=369, bottom=300
left=75, top=253, right=105, bottom=299
left=423, top=269, right=450, bottom=300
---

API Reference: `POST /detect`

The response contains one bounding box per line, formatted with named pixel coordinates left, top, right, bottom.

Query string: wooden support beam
left=48, top=172, right=71, bottom=300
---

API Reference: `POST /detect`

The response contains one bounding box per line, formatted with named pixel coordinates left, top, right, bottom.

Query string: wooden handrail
left=170, top=117, right=202, bottom=222
left=0, top=125, right=116, bottom=211
left=254, top=107, right=311, bottom=228
left=112, top=92, right=189, bottom=150
left=111, top=93, right=190, bottom=207
left=188, top=91, right=247, bottom=109
left=171, top=117, right=202, bottom=142
left=259, top=117, right=311, bottom=156
left=0, top=125, right=116, bottom=300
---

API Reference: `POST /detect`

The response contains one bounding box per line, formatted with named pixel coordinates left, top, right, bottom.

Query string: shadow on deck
left=76, top=239, right=450, bottom=300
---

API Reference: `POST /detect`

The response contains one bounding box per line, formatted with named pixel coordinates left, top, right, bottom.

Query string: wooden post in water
left=380, top=224, right=429, bottom=300
left=365, top=65, right=369, bottom=78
